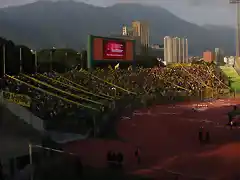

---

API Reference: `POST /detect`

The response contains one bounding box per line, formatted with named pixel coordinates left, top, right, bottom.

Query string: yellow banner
left=169, top=63, right=191, bottom=67
left=2, top=91, right=31, bottom=107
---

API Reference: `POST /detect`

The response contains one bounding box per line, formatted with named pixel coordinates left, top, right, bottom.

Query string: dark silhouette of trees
left=0, top=37, right=88, bottom=75
left=0, top=37, right=20, bottom=76
left=0, top=38, right=36, bottom=76
left=0, top=36, right=161, bottom=74
left=37, top=49, right=86, bottom=72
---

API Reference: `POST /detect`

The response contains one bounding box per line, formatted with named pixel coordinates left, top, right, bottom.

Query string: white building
left=164, top=36, right=189, bottom=65
left=185, top=39, right=189, bottom=63
left=164, top=36, right=173, bottom=64
left=225, top=56, right=235, bottom=66
left=172, top=37, right=179, bottom=63
left=122, top=25, right=128, bottom=36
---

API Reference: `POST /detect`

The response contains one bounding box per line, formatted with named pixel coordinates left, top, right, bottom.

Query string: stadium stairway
left=47, top=130, right=91, bottom=144
left=3, top=100, right=90, bottom=143
left=0, top=104, right=42, bottom=160
left=4, top=100, right=45, bottom=132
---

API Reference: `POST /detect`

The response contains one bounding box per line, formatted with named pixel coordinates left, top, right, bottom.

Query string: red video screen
left=103, top=40, right=126, bottom=60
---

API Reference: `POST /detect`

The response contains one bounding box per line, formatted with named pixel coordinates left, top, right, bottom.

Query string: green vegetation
left=220, top=66, right=240, bottom=92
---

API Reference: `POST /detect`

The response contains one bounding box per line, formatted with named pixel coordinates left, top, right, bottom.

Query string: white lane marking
left=121, top=116, right=131, bottom=120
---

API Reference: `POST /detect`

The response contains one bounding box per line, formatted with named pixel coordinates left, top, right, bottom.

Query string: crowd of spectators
left=0, top=64, right=228, bottom=134
left=64, top=64, right=226, bottom=97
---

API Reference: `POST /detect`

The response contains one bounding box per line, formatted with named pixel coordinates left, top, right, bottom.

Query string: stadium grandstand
left=1, top=63, right=229, bottom=136
left=0, top=38, right=235, bottom=180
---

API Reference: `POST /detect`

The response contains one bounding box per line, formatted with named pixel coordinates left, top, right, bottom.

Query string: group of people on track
left=106, top=147, right=141, bottom=168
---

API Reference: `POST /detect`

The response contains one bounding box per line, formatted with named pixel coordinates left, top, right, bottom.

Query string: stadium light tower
left=230, top=0, right=240, bottom=68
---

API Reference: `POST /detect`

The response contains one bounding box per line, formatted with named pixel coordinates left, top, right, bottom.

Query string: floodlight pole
left=3, top=45, right=5, bottom=75
left=230, top=0, right=240, bottom=68
left=31, top=50, right=37, bottom=73
left=20, top=47, right=22, bottom=73
left=50, top=47, right=56, bottom=72
left=236, top=2, right=240, bottom=68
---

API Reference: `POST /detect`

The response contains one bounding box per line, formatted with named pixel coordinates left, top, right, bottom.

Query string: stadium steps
left=0, top=104, right=42, bottom=159
left=47, top=130, right=91, bottom=144
left=3, top=100, right=90, bottom=142
left=4, top=100, right=45, bottom=132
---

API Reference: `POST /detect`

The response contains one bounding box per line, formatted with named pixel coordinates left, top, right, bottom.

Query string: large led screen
left=89, top=35, right=135, bottom=68
left=103, top=40, right=126, bottom=60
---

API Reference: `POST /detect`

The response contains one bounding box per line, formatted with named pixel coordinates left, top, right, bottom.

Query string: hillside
left=0, top=1, right=235, bottom=55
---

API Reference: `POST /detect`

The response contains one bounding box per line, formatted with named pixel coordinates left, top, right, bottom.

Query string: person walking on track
left=205, top=131, right=210, bottom=143
left=198, top=126, right=204, bottom=144
left=135, top=147, right=141, bottom=164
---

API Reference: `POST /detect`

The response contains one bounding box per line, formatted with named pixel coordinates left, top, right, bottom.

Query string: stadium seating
left=0, top=64, right=228, bottom=136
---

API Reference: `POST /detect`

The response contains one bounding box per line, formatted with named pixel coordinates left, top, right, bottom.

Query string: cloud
left=0, top=0, right=236, bottom=27
left=0, top=0, right=36, bottom=7
left=187, top=0, right=229, bottom=6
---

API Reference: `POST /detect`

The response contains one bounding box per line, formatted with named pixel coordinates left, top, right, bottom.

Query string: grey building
left=132, top=21, right=150, bottom=48
left=215, top=48, right=224, bottom=65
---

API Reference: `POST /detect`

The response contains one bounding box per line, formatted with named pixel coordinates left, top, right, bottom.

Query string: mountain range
left=0, top=0, right=236, bottom=55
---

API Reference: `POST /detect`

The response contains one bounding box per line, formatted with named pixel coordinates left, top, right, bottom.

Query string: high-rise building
left=177, top=38, right=189, bottom=63
left=164, top=36, right=173, bottom=64
left=181, top=38, right=185, bottom=63
left=185, top=39, right=189, bottom=63
left=164, top=36, right=189, bottom=64
left=215, top=48, right=224, bottom=65
left=132, top=21, right=150, bottom=48
left=172, top=37, right=179, bottom=63
left=177, top=38, right=182, bottom=63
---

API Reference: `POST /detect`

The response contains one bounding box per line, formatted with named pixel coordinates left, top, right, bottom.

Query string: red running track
left=64, top=98, right=240, bottom=179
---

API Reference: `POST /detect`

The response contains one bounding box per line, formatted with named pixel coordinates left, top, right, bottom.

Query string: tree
left=0, top=37, right=36, bottom=76
left=37, top=49, right=83, bottom=72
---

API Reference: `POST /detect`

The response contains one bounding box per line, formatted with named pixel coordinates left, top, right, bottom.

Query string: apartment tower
left=132, top=21, right=150, bottom=48
left=172, top=37, right=179, bottom=63
left=215, top=48, right=224, bottom=65
left=185, top=39, right=188, bottom=63
left=164, top=36, right=173, bottom=64
left=164, top=36, right=189, bottom=64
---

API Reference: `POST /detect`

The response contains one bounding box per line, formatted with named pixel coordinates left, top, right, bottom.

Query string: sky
left=0, top=0, right=237, bottom=27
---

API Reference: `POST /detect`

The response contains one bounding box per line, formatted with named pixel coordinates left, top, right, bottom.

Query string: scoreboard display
left=103, top=40, right=125, bottom=60
left=87, top=35, right=135, bottom=68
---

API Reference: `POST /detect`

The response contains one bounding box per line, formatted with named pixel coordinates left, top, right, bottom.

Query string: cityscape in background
left=115, top=20, right=232, bottom=67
